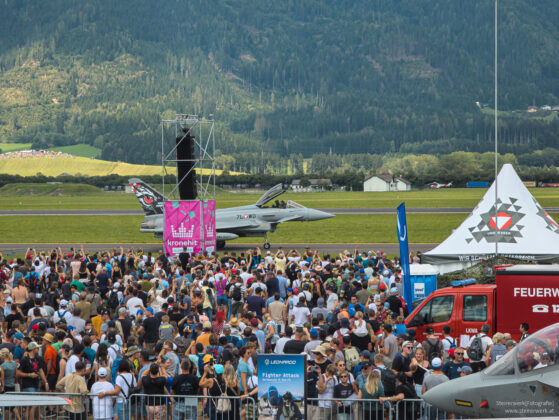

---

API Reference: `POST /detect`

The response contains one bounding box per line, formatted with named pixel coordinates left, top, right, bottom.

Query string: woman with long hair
left=358, top=369, right=385, bottom=420
left=57, top=345, right=72, bottom=384
left=93, top=343, right=112, bottom=382
left=78, top=260, right=89, bottom=282
left=221, top=364, right=241, bottom=420
left=410, top=346, right=429, bottom=396
left=0, top=349, right=13, bottom=392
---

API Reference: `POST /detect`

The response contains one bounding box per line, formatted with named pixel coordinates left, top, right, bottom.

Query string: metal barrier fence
left=1, top=392, right=448, bottom=420
left=306, top=397, right=449, bottom=420
left=127, top=393, right=258, bottom=420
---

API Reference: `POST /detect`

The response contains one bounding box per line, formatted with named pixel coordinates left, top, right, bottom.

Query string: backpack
left=111, top=357, right=131, bottom=384
left=56, top=310, right=68, bottom=321
left=110, top=344, right=124, bottom=360
left=379, top=367, right=397, bottom=396
left=108, top=290, right=119, bottom=309
left=232, top=284, right=242, bottom=302
left=426, top=338, right=442, bottom=362
left=27, top=273, right=40, bottom=291
left=343, top=346, right=360, bottom=372
left=468, top=334, right=486, bottom=361
left=47, top=271, right=59, bottom=284
left=445, top=337, right=457, bottom=350
left=338, top=282, right=350, bottom=301
left=301, top=279, right=313, bottom=293
left=118, top=373, right=141, bottom=400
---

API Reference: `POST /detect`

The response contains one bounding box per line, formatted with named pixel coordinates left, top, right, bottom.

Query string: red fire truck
left=404, top=265, right=559, bottom=342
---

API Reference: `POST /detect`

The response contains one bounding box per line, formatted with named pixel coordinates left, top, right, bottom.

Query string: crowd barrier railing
left=3, top=391, right=450, bottom=420
left=127, top=393, right=258, bottom=420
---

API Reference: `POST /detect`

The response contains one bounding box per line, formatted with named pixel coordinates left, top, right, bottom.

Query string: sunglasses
left=455, top=352, right=464, bottom=355
left=340, top=375, right=349, bottom=378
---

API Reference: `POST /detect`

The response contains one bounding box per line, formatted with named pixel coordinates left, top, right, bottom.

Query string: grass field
left=1, top=187, right=559, bottom=210
left=0, top=156, right=241, bottom=177
left=47, top=144, right=102, bottom=158
left=0, top=142, right=32, bottom=152
left=1, top=213, right=557, bottom=245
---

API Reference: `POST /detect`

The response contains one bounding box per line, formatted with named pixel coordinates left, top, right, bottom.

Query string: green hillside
left=1, top=0, right=559, bottom=168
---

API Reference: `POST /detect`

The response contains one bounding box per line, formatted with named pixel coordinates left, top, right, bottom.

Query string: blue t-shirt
left=394, top=323, right=407, bottom=336
left=14, top=345, right=24, bottom=361
left=237, top=360, right=253, bottom=392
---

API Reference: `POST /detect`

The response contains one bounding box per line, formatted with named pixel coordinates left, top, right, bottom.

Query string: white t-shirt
left=327, top=293, right=339, bottom=311
left=292, top=306, right=310, bottom=327
left=115, top=372, right=137, bottom=403
left=65, top=354, right=81, bottom=376
left=91, top=381, right=115, bottom=419
left=442, top=336, right=456, bottom=352
left=53, top=308, right=72, bottom=324
left=27, top=307, right=48, bottom=319
left=126, top=297, right=144, bottom=317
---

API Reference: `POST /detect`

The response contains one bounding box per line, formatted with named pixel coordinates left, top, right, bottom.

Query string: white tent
left=422, top=164, right=559, bottom=272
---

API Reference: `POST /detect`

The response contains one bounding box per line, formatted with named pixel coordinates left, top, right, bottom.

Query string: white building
left=291, top=178, right=332, bottom=192
left=363, top=174, right=411, bottom=192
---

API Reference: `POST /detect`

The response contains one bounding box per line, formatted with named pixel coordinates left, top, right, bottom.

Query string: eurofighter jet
left=423, top=322, right=559, bottom=418
left=129, top=178, right=334, bottom=249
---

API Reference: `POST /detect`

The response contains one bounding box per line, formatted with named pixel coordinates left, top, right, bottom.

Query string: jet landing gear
left=263, top=234, right=271, bottom=250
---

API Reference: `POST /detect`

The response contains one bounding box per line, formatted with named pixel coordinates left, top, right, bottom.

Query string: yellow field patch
left=0, top=157, right=242, bottom=177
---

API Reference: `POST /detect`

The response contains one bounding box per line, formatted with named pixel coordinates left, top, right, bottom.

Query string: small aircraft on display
left=423, top=322, right=559, bottom=418
left=428, top=181, right=453, bottom=189
left=129, top=178, right=334, bottom=249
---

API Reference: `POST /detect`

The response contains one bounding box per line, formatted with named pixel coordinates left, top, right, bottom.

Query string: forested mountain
left=1, top=0, right=559, bottom=167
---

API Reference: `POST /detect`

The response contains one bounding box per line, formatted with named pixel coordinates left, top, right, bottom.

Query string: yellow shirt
left=91, top=315, right=103, bottom=336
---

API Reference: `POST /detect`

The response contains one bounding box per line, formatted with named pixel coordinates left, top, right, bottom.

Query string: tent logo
left=533, top=198, right=559, bottom=234
left=489, top=212, right=513, bottom=230
left=466, top=197, right=525, bottom=244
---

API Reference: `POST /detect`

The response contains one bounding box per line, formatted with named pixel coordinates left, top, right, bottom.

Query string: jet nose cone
left=305, top=209, right=335, bottom=221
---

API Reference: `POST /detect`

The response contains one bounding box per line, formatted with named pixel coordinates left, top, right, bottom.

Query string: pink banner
left=164, top=201, right=201, bottom=255
left=203, top=200, right=216, bottom=253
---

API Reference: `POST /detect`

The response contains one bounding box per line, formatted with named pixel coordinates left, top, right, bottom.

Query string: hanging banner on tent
left=202, top=200, right=216, bottom=253
left=164, top=201, right=201, bottom=255
left=397, top=203, right=413, bottom=312
left=257, top=354, right=305, bottom=419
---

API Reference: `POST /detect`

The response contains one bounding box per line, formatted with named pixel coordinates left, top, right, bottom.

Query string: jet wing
left=255, top=184, right=285, bottom=207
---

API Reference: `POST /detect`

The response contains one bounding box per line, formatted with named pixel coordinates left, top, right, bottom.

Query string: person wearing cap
left=312, top=345, right=332, bottom=372
left=42, top=333, right=59, bottom=391
left=53, top=299, right=73, bottom=324
left=138, top=307, right=160, bottom=355
left=422, top=357, right=448, bottom=394
left=392, top=340, right=414, bottom=387
left=18, top=340, right=49, bottom=398
left=312, top=297, right=329, bottom=321
left=91, top=366, right=115, bottom=420
left=304, top=328, right=322, bottom=360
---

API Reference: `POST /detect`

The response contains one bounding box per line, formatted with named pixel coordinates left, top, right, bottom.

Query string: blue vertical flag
left=397, top=203, right=413, bottom=312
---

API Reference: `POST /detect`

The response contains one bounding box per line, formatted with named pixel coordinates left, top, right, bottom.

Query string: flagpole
left=494, top=0, right=499, bottom=257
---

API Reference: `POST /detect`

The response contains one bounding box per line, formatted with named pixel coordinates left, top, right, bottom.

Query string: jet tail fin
left=128, top=178, right=165, bottom=215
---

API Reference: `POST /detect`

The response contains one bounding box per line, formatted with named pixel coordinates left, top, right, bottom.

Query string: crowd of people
left=0, top=246, right=528, bottom=419
left=0, top=150, right=74, bottom=160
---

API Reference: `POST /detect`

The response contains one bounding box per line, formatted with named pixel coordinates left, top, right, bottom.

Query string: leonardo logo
left=465, top=197, right=525, bottom=244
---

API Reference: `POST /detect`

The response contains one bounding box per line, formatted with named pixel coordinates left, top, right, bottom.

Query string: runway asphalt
left=0, top=242, right=437, bottom=255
